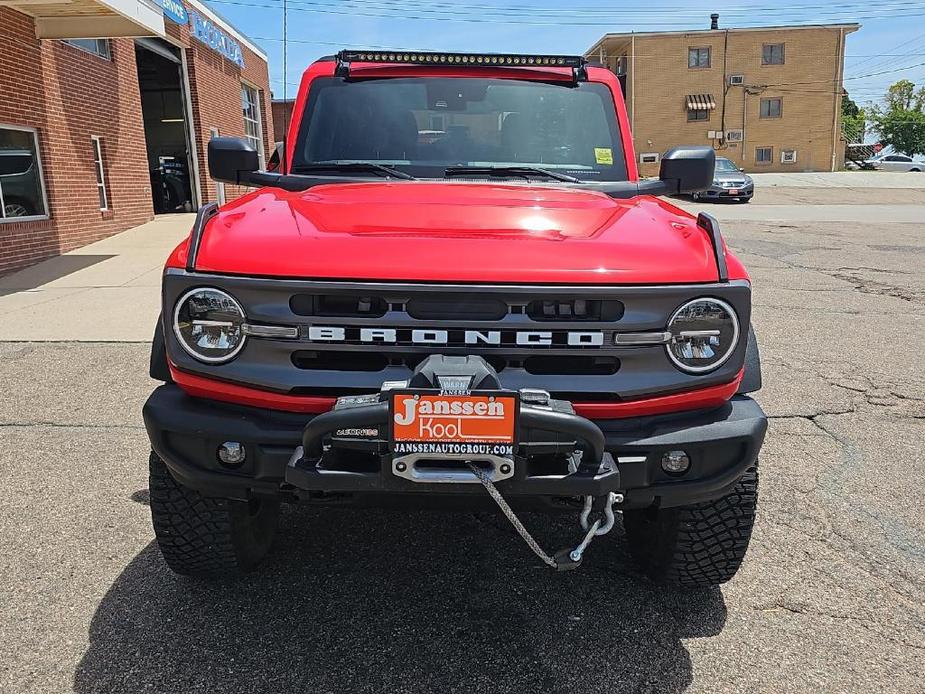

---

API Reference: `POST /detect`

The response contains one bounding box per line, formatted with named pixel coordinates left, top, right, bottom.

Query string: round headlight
left=173, top=288, right=247, bottom=363
left=666, top=298, right=739, bottom=373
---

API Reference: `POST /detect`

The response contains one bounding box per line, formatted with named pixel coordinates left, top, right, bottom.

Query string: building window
left=241, top=82, right=265, bottom=167
left=209, top=127, right=227, bottom=206
left=688, top=47, right=711, bottom=68
left=762, top=43, right=785, bottom=65
left=688, top=109, right=710, bottom=121
left=91, top=136, right=108, bottom=211
left=760, top=97, right=783, bottom=119
left=63, top=39, right=111, bottom=59
left=781, top=149, right=797, bottom=164
left=0, top=124, right=49, bottom=222
left=756, top=147, right=773, bottom=164
left=430, top=115, right=445, bottom=131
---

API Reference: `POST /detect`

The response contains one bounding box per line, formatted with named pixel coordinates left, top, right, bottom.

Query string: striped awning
left=686, top=94, right=716, bottom=111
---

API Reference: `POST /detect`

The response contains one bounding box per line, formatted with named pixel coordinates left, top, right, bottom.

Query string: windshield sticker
left=594, top=148, right=614, bottom=165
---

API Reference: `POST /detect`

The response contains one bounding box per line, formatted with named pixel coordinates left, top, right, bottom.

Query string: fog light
left=661, top=450, right=690, bottom=474
left=217, top=441, right=246, bottom=466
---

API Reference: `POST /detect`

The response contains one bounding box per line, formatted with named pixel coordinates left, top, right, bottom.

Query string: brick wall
left=591, top=26, right=851, bottom=175
left=271, top=99, right=294, bottom=143
left=0, top=10, right=274, bottom=276
left=165, top=21, right=274, bottom=206
left=0, top=9, right=154, bottom=275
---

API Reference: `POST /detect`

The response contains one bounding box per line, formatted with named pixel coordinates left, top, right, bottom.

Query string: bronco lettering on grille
left=307, top=327, right=605, bottom=347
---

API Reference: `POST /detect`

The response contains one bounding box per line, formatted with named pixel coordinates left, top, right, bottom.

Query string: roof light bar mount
left=335, top=50, right=589, bottom=81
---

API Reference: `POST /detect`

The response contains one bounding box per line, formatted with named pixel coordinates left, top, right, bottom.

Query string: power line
left=844, top=30, right=925, bottom=74
left=231, top=0, right=925, bottom=19
left=249, top=0, right=925, bottom=19
left=257, top=39, right=925, bottom=92
left=251, top=35, right=925, bottom=61
left=207, top=0, right=925, bottom=26
left=751, top=60, right=925, bottom=88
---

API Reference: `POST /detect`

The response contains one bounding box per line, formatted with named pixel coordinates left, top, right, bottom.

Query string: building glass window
left=63, top=39, right=111, bottom=59
left=688, top=109, right=710, bottom=121
left=762, top=43, right=785, bottom=65
left=209, top=127, right=227, bottom=206
left=688, top=47, right=711, bottom=68
left=91, top=136, right=108, bottom=211
left=760, top=97, right=783, bottom=119
left=241, top=83, right=265, bottom=167
left=0, top=125, right=49, bottom=221
left=756, top=147, right=773, bottom=164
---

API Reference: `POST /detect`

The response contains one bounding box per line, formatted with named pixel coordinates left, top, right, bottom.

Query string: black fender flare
left=150, top=314, right=173, bottom=383
left=738, top=324, right=762, bottom=394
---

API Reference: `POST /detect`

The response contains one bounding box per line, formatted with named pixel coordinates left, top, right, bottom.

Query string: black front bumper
left=143, top=385, right=767, bottom=510
left=703, top=185, right=754, bottom=200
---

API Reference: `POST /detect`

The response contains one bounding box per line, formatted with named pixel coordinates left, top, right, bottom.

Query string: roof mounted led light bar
left=335, top=50, right=589, bottom=80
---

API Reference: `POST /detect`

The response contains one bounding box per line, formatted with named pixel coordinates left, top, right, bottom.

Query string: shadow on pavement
left=74, top=504, right=726, bottom=693
left=0, top=254, right=115, bottom=292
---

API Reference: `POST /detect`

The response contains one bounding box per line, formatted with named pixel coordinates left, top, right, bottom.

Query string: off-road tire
left=623, top=466, right=758, bottom=587
left=148, top=452, right=280, bottom=577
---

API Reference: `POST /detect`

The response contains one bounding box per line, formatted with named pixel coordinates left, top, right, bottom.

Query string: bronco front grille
left=163, top=272, right=752, bottom=404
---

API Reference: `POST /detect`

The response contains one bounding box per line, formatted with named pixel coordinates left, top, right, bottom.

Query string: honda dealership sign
left=157, top=1, right=246, bottom=68
left=189, top=10, right=245, bottom=67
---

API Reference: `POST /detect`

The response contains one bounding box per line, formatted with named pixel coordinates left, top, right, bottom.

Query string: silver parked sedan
left=692, top=157, right=754, bottom=203
left=861, top=154, right=924, bottom=172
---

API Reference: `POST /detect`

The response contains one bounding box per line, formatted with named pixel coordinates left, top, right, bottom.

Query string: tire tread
left=624, top=466, right=758, bottom=587
left=148, top=452, right=271, bottom=577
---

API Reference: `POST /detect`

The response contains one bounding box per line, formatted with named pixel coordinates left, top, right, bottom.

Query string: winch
left=285, top=355, right=625, bottom=570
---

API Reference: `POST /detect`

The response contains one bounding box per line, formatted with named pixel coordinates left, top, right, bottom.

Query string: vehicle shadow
left=0, top=254, right=115, bottom=293
left=74, top=504, right=726, bottom=693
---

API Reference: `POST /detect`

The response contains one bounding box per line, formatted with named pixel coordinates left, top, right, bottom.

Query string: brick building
left=585, top=17, right=858, bottom=176
left=0, top=0, right=273, bottom=275
left=271, top=98, right=294, bottom=145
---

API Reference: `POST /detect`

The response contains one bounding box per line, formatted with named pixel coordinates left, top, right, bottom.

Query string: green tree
left=841, top=91, right=865, bottom=143
left=869, top=79, right=925, bottom=156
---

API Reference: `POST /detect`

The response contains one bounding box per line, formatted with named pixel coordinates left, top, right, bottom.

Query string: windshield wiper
left=444, top=166, right=581, bottom=183
left=292, top=162, right=415, bottom=180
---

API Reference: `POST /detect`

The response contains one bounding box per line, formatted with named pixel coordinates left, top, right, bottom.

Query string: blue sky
left=202, top=0, right=925, bottom=109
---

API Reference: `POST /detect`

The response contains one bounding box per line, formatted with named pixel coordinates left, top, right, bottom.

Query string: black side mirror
left=659, top=146, right=715, bottom=194
left=208, top=137, right=259, bottom=184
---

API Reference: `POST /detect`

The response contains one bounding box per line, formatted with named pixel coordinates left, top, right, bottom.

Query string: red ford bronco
left=144, top=51, right=766, bottom=584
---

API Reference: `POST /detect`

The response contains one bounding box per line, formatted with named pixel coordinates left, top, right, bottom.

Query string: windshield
left=292, top=77, right=628, bottom=182
left=715, top=158, right=739, bottom=173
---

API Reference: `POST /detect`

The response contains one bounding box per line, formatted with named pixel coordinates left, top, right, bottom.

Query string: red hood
left=186, top=182, right=734, bottom=284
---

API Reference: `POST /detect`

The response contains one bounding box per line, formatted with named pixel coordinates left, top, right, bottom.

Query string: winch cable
left=465, top=461, right=621, bottom=571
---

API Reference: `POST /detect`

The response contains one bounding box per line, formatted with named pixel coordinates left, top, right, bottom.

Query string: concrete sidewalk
left=749, top=170, right=925, bottom=188
left=0, top=215, right=192, bottom=342
left=672, top=201, right=925, bottom=223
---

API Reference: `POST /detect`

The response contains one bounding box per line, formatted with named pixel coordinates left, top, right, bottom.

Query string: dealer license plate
left=390, top=392, right=517, bottom=458
left=728, top=188, right=739, bottom=195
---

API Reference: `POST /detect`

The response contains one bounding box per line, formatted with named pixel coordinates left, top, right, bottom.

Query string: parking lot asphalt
left=1, top=187, right=924, bottom=693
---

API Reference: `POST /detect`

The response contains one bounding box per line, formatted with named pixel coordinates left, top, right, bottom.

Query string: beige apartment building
left=585, top=19, right=859, bottom=175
